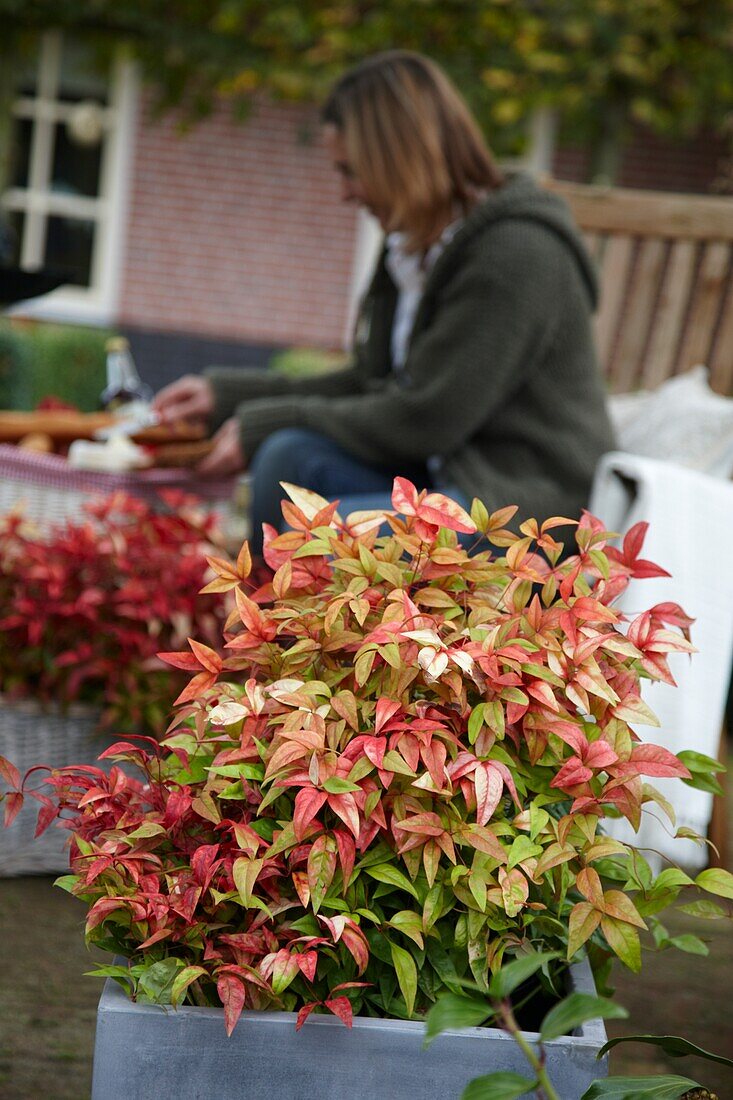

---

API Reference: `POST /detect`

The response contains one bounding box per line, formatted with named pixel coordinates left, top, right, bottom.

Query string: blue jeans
left=248, top=428, right=469, bottom=553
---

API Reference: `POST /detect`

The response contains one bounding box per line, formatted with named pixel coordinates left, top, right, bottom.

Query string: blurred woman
left=154, top=50, right=614, bottom=551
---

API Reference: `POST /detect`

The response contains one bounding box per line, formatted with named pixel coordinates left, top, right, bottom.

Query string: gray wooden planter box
left=92, top=957, right=607, bottom=1100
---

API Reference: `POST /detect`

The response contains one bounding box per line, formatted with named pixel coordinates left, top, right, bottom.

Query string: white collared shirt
left=384, top=219, right=463, bottom=374
left=384, top=220, right=463, bottom=478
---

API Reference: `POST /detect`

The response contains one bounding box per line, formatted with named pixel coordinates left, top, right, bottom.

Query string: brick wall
left=553, top=123, right=730, bottom=193
left=119, top=96, right=358, bottom=349
left=118, top=99, right=730, bottom=360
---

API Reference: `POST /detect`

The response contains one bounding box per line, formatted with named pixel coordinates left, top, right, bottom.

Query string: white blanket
left=590, top=451, right=733, bottom=870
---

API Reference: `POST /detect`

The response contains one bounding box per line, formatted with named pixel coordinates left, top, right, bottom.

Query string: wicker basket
left=0, top=698, right=111, bottom=876
left=0, top=444, right=237, bottom=530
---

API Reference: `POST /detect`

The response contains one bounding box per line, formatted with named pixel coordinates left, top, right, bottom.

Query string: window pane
left=52, top=120, right=102, bottom=198
left=44, top=215, right=94, bottom=287
left=9, top=118, right=33, bottom=188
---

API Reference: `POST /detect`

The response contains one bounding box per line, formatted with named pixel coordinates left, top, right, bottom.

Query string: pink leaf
left=627, top=744, right=692, bottom=779
left=324, top=995, right=353, bottom=1028
left=623, top=521, right=648, bottom=562
left=418, top=492, right=477, bottom=534
left=3, top=791, right=23, bottom=827
left=296, top=950, right=318, bottom=983
left=293, top=787, right=328, bottom=841
left=0, top=756, right=21, bottom=789
left=327, top=792, right=361, bottom=839
left=191, top=844, right=220, bottom=889
left=550, top=756, right=593, bottom=789
left=217, top=972, right=246, bottom=1037
left=363, top=736, right=386, bottom=769
left=334, top=829, right=356, bottom=891
left=296, top=1002, right=319, bottom=1031
left=375, top=698, right=402, bottom=734
left=340, top=921, right=370, bottom=975
left=474, top=762, right=503, bottom=826
left=583, top=741, right=619, bottom=769
left=391, top=477, right=419, bottom=516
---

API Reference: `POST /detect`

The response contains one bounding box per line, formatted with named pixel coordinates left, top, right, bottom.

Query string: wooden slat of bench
left=550, top=181, right=733, bottom=241
left=594, top=235, right=634, bottom=378
left=548, top=178, right=733, bottom=394
left=641, top=240, right=698, bottom=390
left=676, top=242, right=732, bottom=372
left=708, top=275, right=733, bottom=394
left=611, top=238, right=667, bottom=393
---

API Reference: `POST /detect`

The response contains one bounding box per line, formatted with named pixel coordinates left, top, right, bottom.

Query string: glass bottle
left=100, top=337, right=152, bottom=413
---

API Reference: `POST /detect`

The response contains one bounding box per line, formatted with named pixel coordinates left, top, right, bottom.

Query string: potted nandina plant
left=0, top=490, right=227, bottom=875
left=2, top=480, right=730, bottom=1100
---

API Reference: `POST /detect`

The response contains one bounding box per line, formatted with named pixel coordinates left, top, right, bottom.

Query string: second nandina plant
left=2, top=479, right=731, bottom=1036
left=0, top=491, right=226, bottom=733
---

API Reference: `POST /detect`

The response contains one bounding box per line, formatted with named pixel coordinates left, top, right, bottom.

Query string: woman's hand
left=196, top=417, right=245, bottom=477
left=153, top=375, right=215, bottom=425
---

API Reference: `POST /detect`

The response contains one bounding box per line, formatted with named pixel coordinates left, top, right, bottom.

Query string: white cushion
left=608, top=366, right=733, bottom=479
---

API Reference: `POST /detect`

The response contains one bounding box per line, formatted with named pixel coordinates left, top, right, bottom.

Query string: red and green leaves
left=391, top=477, right=476, bottom=536
left=568, top=868, right=648, bottom=970
left=307, top=834, right=338, bottom=912
left=159, top=639, right=223, bottom=705
left=0, top=493, right=227, bottom=731
left=1, top=483, right=702, bottom=1037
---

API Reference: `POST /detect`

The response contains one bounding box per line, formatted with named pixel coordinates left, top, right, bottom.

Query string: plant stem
left=188, top=979, right=209, bottom=1007
left=498, top=1000, right=562, bottom=1100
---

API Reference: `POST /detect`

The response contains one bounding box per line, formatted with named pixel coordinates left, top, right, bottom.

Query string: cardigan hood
left=428, top=172, right=599, bottom=309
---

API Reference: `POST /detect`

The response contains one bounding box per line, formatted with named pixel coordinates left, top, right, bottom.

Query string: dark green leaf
left=425, top=940, right=463, bottom=995
left=678, top=900, right=726, bottom=920
left=581, top=1075, right=704, bottom=1099
left=365, top=864, right=419, bottom=900
left=423, top=993, right=494, bottom=1046
left=462, top=1072, right=537, bottom=1099
left=488, top=951, right=560, bottom=1000
left=695, top=867, right=733, bottom=900
left=136, top=958, right=184, bottom=1004
left=84, top=964, right=135, bottom=990
left=390, top=941, right=417, bottom=1017
left=677, top=750, right=726, bottom=773
left=322, top=776, right=362, bottom=794
left=540, top=993, right=628, bottom=1042
left=666, top=934, right=709, bottom=956
left=53, top=875, right=78, bottom=894
left=597, top=1034, right=733, bottom=1068
left=678, top=750, right=726, bottom=795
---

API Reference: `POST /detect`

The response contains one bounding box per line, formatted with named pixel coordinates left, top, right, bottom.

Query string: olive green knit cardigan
left=206, top=173, right=615, bottom=522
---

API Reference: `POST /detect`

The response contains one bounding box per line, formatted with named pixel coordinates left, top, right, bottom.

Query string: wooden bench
left=550, top=179, right=732, bottom=869
left=548, top=180, right=733, bottom=396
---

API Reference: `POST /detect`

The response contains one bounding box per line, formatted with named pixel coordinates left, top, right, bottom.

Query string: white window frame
left=2, top=31, right=138, bottom=326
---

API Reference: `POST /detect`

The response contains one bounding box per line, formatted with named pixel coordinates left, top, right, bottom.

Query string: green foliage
left=462, top=1073, right=537, bottom=1100
left=2, top=478, right=725, bottom=1051
left=428, top=982, right=728, bottom=1099
left=0, top=319, right=111, bottom=411
left=0, top=493, right=227, bottom=732
left=0, top=325, right=31, bottom=407
left=269, top=346, right=347, bottom=379
left=1, top=2, right=732, bottom=157
left=538, top=991, right=627, bottom=1042
left=597, top=1034, right=733, bottom=1070
left=580, top=1079, right=708, bottom=1099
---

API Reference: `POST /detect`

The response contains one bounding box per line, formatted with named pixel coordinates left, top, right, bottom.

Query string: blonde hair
left=322, top=51, right=504, bottom=251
